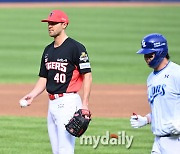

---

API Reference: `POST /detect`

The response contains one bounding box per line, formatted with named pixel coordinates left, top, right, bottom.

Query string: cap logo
left=142, top=40, right=146, bottom=47
left=142, top=40, right=166, bottom=49
left=49, top=12, right=53, bottom=17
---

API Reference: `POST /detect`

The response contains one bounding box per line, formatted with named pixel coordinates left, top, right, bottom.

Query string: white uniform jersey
left=147, top=61, right=180, bottom=136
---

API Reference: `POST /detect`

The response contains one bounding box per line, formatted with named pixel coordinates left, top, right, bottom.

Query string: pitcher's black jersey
left=39, top=37, right=91, bottom=94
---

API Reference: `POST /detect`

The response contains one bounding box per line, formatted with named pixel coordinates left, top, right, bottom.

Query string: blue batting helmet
left=137, top=33, right=168, bottom=68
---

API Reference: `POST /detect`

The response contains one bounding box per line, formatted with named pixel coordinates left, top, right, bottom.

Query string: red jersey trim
left=66, top=66, right=83, bottom=93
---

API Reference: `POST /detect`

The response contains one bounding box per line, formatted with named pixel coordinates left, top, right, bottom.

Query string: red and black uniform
left=39, top=37, right=91, bottom=94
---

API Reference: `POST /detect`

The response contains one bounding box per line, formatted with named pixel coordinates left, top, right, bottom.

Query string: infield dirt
left=0, top=84, right=150, bottom=118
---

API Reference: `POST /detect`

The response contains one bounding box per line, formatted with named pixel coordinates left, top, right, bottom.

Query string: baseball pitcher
left=19, top=10, right=92, bottom=154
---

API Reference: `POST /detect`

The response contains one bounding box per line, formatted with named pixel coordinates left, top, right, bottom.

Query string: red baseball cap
left=41, top=10, right=69, bottom=24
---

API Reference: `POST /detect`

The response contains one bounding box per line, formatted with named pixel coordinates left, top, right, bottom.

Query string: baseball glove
left=65, top=109, right=91, bottom=137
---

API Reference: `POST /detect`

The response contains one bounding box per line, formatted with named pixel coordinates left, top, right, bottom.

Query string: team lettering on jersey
left=148, top=84, right=166, bottom=104
left=45, top=62, right=68, bottom=83
left=45, top=62, right=68, bottom=72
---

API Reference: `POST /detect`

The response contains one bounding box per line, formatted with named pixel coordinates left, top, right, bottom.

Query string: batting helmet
left=137, top=33, right=168, bottom=68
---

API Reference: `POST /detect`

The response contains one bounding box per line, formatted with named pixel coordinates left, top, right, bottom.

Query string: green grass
left=0, top=116, right=154, bottom=154
left=0, top=6, right=180, bottom=83
left=0, top=116, right=50, bottom=154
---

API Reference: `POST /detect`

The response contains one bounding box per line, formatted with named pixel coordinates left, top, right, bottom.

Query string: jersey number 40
left=54, top=73, right=66, bottom=83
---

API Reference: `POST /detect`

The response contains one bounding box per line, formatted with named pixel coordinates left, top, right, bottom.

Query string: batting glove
left=130, top=115, right=148, bottom=128
left=166, top=120, right=180, bottom=135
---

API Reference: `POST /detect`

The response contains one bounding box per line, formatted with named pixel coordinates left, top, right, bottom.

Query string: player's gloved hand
left=130, top=115, right=148, bottom=128
left=166, top=120, right=180, bottom=135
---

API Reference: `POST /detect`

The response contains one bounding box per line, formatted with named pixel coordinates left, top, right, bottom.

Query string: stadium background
left=0, top=1, right=180, bottom=153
